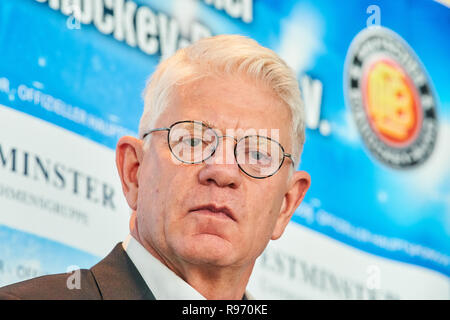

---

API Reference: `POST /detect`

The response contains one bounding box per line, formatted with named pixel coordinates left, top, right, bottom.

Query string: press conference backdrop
left=0, top=0, right=449, bottom=299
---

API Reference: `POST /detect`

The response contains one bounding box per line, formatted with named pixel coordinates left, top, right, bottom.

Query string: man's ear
left=116, top=136, right=145, bottom=211
left=271, top=170, right=311, bottom=240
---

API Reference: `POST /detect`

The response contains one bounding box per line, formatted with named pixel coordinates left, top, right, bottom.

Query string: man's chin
left=176, top=234, right=235, bottom=266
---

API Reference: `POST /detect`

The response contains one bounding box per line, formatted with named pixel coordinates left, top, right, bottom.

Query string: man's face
left=135, top=74, right=300, bottom=269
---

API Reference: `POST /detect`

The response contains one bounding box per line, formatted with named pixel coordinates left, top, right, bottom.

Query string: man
left=0, top=34, right=310, bottom=300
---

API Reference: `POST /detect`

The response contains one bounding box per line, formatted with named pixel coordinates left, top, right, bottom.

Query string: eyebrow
left=195, top=121, right=282, bottom=145
left=200, top=120, right=216, bottom=129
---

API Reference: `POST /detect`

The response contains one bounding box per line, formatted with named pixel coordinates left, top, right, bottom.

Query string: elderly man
left=0, top=35, right=310, bottom=300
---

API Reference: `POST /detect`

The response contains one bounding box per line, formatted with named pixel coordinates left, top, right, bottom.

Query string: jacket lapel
left=90, top=243, right=156, bottom=300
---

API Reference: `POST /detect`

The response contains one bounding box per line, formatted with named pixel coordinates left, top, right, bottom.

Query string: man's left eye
left=250, top=151, right=271, bottom=162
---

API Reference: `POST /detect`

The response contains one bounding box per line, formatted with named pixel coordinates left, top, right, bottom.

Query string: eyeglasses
left=142, top=120, right=294, bottom=179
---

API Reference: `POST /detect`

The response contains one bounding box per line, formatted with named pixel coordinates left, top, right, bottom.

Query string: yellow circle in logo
left=363, top=59, right=421, bottom=147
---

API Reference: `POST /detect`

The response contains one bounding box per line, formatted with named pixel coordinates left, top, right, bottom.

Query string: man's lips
left=189, top=204, right=237, bottom=222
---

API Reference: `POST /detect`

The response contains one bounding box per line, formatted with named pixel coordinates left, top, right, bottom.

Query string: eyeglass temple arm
left=142, top=127, right=170, bottom=139
left=284, top=153, right=295, bottom=167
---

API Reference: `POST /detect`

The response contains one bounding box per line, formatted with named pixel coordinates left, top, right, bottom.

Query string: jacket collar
left=90, top=243, right=155, bottom=300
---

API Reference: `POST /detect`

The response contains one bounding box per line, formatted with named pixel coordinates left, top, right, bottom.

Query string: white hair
left=139, top=34, right=305, bottom=166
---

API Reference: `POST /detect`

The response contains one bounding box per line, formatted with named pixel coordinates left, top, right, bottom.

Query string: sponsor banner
left=0, top=224, right=99, bottom=287
left=0, top=0, right=449, bottom=296
left=0, top=105, right=129, bottom=260
left=344, top=27, right=438, bottom=169
left=248, top=223, right=450, bottom=299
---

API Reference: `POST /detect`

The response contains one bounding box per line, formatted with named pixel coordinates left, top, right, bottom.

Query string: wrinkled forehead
left=156, top=74, right=293, bottom=147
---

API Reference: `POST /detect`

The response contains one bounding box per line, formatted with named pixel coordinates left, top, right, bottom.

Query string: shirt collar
left=122, top=234, right=206, bottom=300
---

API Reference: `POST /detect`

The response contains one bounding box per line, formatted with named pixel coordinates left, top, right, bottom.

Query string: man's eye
left=183, top=137, right=202, bottom=147
left=250, top=151, right=262, bottom=160
left=250, top=151, right=271, bottom=162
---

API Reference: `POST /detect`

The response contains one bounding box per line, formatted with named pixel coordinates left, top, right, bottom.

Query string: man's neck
left=131, top=229, right=253, bottom=300
left=174, top=261, right=254, bottom=300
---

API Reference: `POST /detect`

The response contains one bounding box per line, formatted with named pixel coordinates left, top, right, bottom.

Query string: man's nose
left=197, top=136, right=243, bottom=189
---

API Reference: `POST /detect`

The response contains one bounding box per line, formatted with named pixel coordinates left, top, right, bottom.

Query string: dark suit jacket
left=0, top=243, right=156, bottom=300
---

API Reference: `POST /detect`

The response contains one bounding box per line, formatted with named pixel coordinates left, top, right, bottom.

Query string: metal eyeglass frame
left=141, top=120, right=294, bottom=179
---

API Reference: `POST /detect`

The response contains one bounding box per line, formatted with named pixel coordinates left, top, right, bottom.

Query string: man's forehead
left=157, top=75, right=293, bottom=142
left=171, top=112, right=290, bottom=139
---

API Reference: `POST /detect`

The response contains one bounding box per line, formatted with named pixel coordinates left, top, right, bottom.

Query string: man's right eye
left=182, top=137, right=202, bottom=147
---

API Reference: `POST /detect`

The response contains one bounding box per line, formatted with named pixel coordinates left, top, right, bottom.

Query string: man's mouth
left=189, top=204, right=237, bottom=222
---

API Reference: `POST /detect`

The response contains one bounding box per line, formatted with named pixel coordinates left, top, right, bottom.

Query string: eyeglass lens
left=167, top=122, right=284, bottom=178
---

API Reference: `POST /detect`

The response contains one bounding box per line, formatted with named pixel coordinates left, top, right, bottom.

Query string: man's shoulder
left=0, top=269, right=101, bottom=300
left=0, top=242, right=154, bottom=300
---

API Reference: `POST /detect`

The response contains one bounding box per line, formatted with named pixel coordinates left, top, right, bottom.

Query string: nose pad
left=204, top=135, right=238, bottom=165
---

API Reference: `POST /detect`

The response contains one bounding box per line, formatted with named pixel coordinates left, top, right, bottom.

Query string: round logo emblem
left=344, top=27, right=438, bottom=168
